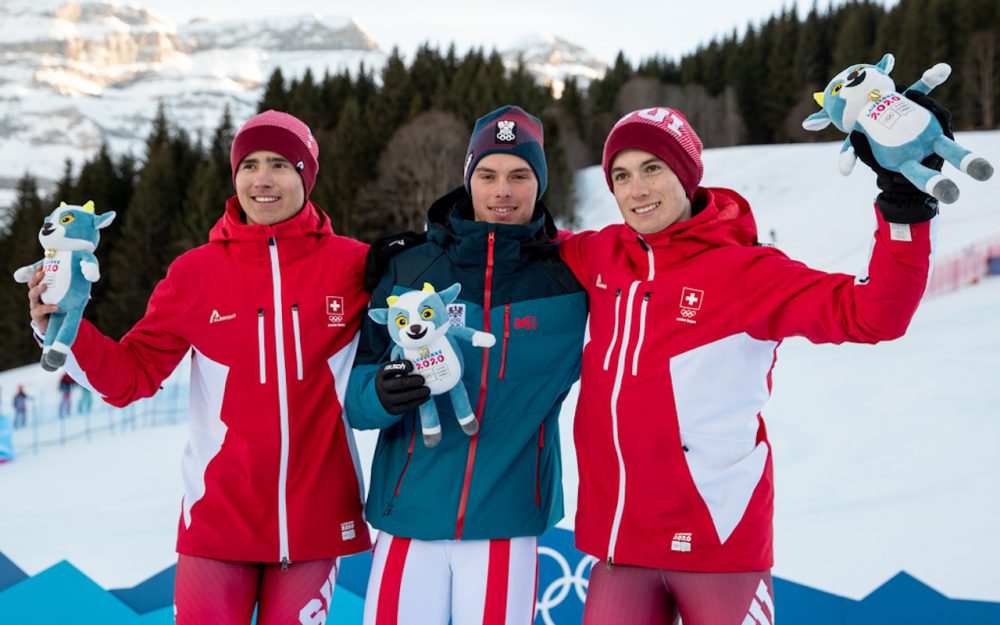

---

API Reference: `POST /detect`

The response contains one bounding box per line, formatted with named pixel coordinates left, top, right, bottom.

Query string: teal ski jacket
left=347, top=187, right=587, bottom=540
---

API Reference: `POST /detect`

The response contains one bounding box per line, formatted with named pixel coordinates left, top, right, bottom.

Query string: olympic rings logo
left=680, top=308, right=697, bottom=318
left=534, top=546, right=597, bottom=625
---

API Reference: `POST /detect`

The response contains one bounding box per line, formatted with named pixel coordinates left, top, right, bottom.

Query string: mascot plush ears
left=13, top=201, right=115, bottom=371
left=369, top=282, right=495, bottom=448
left=803, top=53, right=993, bottom=204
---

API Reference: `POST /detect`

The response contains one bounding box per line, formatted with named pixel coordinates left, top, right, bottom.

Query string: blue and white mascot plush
left=369, top=282, right=496, bottom=448
left=13, top=201, right=115, bottom=371
left=802, top=53, right=994, bottom=203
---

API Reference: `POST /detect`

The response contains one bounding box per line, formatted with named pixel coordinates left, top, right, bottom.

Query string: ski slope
left=1, top=132, right=998, bottom=609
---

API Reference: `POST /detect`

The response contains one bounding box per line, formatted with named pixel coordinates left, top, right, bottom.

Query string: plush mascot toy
left=13, top=201, right=115, bottom=371
left=802, top=53, right=994, bottom=203
left=369, top=282, right=495, bottom=447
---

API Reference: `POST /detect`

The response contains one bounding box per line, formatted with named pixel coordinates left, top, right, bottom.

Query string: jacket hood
left=425, top=186, right=559, bottom=270
left=621, top=187, right=759, bottom=253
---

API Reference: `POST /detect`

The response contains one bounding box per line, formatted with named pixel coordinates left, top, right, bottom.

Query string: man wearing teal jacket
left=347, top=105, right=587, bottom=625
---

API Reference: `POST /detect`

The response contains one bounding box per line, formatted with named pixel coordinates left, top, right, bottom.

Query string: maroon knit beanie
left=230, top=110, right=319, bottom=198
left=602, top=107, right=704, bottom=200
left=464, top=105, right=547, bottom=199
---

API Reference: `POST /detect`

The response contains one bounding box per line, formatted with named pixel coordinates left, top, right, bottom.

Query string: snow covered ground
left=1, top=132, right=998, bottom=606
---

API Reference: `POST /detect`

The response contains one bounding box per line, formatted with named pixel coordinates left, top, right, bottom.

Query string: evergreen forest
left=1, top=0, right=997, bottom=368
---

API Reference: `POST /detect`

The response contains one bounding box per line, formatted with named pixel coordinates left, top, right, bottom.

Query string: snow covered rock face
left=0, top=1, right=384, bottom=207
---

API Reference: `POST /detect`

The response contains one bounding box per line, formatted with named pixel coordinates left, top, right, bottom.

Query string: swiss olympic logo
left=326, top=296, right=345, bottom=328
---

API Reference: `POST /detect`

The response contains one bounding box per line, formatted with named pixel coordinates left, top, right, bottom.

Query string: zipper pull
left=268, top=237, right=276, bottom=247
left=383, top=504, right=393, bottom=516
left=280, top=557, right=291, bottom=571
left=606, top=556, right=614, bottom=571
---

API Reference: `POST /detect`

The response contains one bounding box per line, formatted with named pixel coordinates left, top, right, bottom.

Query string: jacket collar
left=425, top=186, right=558, bottom=270
left=617, top=187, right=758, bottom=275
left=208, top=196, right=334, bottom=263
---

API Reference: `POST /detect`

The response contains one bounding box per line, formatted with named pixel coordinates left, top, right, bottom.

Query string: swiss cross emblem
left=326, top=296, right=346, bottom=328
left=496, top=120, right=516, bottom=144
left=680, top=288, right=703, bottom=310
left=676, top=287, right=704, bottom=325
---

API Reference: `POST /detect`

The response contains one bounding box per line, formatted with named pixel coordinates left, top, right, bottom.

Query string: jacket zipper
left=602, top=288, right=623, bottom=371
left=499, top=303, right=511, bottom=380
left=638, top=235, right=656, bottom=280
left=291, top=304, right=304, bottom=381
left=267, top=237, right=292, bottom=568
left=455, top=230, right=495, bottom=539
left=631, top=293, right=651, bottom=376
left=535, top=421, right=545, bottom=506
left=257, top=309, right=266, bottom=384
left=384, top=417, right=418, bottom=516
left=606, top=280, right=641, bottom=565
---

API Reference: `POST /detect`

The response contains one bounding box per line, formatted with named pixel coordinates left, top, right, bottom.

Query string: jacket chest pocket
left=496, top=295, right=586, bottom=382
left=593, top=282, right=657, bottom=377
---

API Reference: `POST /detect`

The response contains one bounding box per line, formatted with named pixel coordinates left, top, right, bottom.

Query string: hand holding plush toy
left=13, top=201, right=115, bottom=371
left=369, top=282, right=495, bottom=448
left=802, top=53, right=994, bottom=204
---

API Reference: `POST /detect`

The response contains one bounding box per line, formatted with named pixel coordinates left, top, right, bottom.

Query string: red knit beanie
left=602, top=107, right=704, bottom=200
left=230, top=110, right=319, bottom=198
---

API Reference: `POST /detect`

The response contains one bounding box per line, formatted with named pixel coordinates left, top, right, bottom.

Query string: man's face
left=235, top=150, right=306, bottom=226
left=469, top=153, right=538, bottom=225
left=610, top=149, right=692, bottom=235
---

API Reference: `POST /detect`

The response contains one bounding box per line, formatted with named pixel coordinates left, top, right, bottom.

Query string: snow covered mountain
left=0, top=2, right=608, bottom=216
left=501, top=34, right=606, bottom=97
left=0, top=0, right=384, bottom=210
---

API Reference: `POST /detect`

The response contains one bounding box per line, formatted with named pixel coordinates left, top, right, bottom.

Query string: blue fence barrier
left=5, top=382, right=187, bottom=457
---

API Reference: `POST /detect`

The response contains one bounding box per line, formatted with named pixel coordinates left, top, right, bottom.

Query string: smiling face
left=469, top=153, right=538, bottom=225
left=234, top=150, right=306, bottom=226
left=610, top=149, right=692, bottom=235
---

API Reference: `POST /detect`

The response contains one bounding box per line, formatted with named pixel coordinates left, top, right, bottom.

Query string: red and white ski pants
left=363, top=532, right=539, bottom=625
left=174, top=553, right=340, bottom=625
left=583, top=562, right=774, bottom=625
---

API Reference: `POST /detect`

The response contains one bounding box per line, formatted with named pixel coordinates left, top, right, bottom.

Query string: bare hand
left=27, top=267, right=58, bottom=335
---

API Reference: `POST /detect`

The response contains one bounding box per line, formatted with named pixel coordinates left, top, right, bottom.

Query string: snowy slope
left=1, top=134, right=998, bottom=603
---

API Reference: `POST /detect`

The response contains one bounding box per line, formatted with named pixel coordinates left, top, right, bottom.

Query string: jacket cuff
left=875, top=193, right=939, bottom=224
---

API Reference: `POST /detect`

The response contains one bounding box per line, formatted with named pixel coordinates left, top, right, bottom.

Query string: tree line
left=1, top=0, right=997, bottom=369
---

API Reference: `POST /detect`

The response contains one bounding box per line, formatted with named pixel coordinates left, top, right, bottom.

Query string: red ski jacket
left=560, top=187, right=933, bottom=572
left=66, top=197, right=372, bottom=564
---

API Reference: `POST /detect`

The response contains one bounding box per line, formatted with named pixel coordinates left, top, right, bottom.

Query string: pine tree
left=0, top=175, right=49, bottom=369
left=259, top=68, right=288, bottom=112
left=98, top=119, right=197, bottom=339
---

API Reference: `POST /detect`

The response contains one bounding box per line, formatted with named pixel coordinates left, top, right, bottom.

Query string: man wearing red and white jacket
left=560, top=100, right=943, bottom=624
left=26, top=111, right=370, bottom=624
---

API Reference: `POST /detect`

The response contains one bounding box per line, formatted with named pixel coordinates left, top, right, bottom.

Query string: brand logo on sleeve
left=676, top=287, right=703, bottom=324
left=326, top=296, right=345, bottom=327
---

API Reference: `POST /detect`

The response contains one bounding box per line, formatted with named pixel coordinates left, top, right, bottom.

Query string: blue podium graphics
left=1, top=527, right=999, bottom=624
